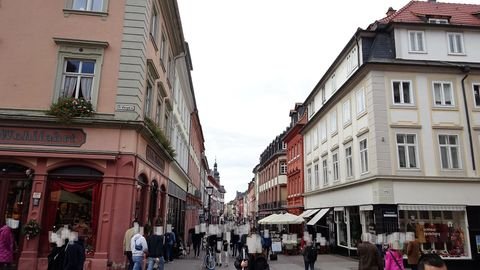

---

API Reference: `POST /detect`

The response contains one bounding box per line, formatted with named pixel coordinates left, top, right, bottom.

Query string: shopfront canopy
left=306, top=208, right=330, bottom=226
left=258, top=213, right=280, bottom=225
left=300, top=209, right=320, bottom=218
left=259, top=213, right=304, bottom=225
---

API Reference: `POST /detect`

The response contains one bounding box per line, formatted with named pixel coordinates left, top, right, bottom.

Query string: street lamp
left=206, top=186, right=213, bottom=224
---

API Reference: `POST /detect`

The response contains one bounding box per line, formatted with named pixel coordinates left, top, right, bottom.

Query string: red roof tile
left=377, top=0, right=480, bottom=26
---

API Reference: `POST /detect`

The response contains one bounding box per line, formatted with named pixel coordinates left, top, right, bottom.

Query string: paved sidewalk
left=164, top=253, right=359, bottom=270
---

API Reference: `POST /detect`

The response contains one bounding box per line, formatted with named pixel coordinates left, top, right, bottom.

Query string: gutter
left=460, top=66, right=476, bottom=171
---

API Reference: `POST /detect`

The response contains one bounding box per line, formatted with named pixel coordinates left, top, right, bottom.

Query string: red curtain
left=41, top=179, right=102, bottom=254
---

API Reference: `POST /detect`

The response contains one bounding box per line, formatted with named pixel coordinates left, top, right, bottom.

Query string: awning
left=359, top=205, right=373, bottom=211
left=307, top=208, right=330, bottom=226
left=300, top=209, right=320, bottom=218
left=398, top=205, right=465, bottom=211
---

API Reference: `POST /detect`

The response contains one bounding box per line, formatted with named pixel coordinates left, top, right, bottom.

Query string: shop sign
left=383, top=211, right=398, bottom=218
left=146, top=145, right=165, bottom=172
left=0, top=126, right=86, bottom=147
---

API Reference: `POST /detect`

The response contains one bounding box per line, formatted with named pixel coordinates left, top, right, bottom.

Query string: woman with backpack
left=302, top=240, right=317, bottom=270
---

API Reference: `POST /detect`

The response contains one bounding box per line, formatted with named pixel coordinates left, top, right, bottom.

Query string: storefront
left=167, top=179, right=186, bottom=241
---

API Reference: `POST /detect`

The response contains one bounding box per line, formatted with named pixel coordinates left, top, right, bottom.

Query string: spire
left=213, top=159, right=220, bottom=181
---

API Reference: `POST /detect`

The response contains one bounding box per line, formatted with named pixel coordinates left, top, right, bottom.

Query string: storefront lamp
left=206, top=186, right=213, bottom=195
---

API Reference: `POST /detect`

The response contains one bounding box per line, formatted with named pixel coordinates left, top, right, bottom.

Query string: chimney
left=386, top=7, right=396, bottom=16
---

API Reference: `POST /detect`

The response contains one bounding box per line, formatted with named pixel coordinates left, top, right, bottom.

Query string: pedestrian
left=418, top=253, right=447, bottom=270
left=302, top=240, right=317, bottom=270
left=261, top=233, right=271, bottom=260
left=216, top=232, right=223, bottom=267
left=192, top=230, right=201, bottom=258
left=0, top=220, right=14, bottom=270
left=357, top=238, right=382, bottom=270
left=63, top=234, right=86, bottom=270
left=187, top=228, right=194, bottom=256
left=164, top=230, right=175, bottom=262
left=146, top=227, right=164, bottom=270
left=131, top=227, right=148, bottom=270
left=231, top=230, right=239, bottom=257
left=407, top=238, right=422, bottom=270
left=124, top=221, right=139, bottom=270
left=384, top=245, right=404, bottom=270
left=222, top=236, right=230, bottom=267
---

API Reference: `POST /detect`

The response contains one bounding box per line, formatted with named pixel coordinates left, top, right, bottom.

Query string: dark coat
left=234, top=247, right=269, bottom=270
left=63, top=241, right=85, bottom=270
left=146, top=234, right=164, bottom=258
left=357, top=242, right=381, bottom=270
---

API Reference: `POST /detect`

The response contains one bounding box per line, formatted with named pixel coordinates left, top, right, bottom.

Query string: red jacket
left=0, top=225, right=14, bottom=263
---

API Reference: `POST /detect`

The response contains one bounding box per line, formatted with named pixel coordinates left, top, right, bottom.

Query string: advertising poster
left=476, top=235, right=480, bottom=254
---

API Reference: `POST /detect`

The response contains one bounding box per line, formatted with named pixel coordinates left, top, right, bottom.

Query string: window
left=330, top=111, right=337, bottom=134
left=280, top=162, right=287, bottom=175
left=392, top=80, right=413, bottom=105
left=322, top=157, right=328, bottom=186
left=408, top=30, right=425, bottom=53
left=70, top=0, right=104, bottom=12
left=428, top=18, right=449, bottom=24
left=360, top=139, right=368, bottom=173
left=307, top=167, right=312, bottom=191
left=144, top=82, right=152, bottom=118
left=308, top=100, right=315, bottom=118
left=473, top=84, right=480, bottom=107
left=447, top=33, right=465, bottom=54
left=347, top=47, right=358, bottom=74
left=332, top=151, right=339, bottom=181
left=397, top=134, right=418, bottom=169
left=305, top=133, right=311, bottom=153
left=282, top=142, right=287, bottom=150
left=439, top=135, right=461, bottom=169
left=61, top=59, right=95, bottom=100
left=331, top=73, right=337, bottom=93
left=345, top=146, right=353, bottom=177
left=320, top=121, right=327, bottom=142
left=356, top=88, right=366, bottom=115
left=314, top=163, right=319, bottom=189
left=313, top=126, right=319, bottom=148
left=343, top=100, right=351, bottom=125
left=150, top=7, right=159, bottom=44
left=155, top=99, right=163, bottom=126
left=433, top=81, right=454, bottom=106
left=321, top=87, right=326, bottom=104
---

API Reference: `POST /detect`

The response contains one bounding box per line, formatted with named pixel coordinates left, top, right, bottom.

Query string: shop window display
left=399, top=210, right=469, bottom=258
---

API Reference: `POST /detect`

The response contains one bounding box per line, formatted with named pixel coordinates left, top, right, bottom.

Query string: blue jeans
left=166, top=244, right=173, bottom=261
left=147, top=257, right=164, bottom=270
left=132, top=256, right=144, bottom=270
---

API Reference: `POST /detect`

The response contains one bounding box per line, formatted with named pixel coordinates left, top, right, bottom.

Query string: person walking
left=357, top=239, right=382, bottom=270
left=146, top=227, right=164, bottom=270
left=222, top=236, right=229, bottom=267
left=124, top=221, right=139, bottom=270
left=384, top=245, right=404, bottom=270
left=0, top=222, right=14, bottom=270
left=302, top=240, right=317, bottom=270
left=192, top=231, right=201, bottom=258
left=131, top=229, right=148, bottom=270
left=63, top=235, right=86, bottom=270
left=231, top=230, right=239, bottom=257
left=407, top=238, right=422, bottom=270
left=164, top=231, right=175, bottom=262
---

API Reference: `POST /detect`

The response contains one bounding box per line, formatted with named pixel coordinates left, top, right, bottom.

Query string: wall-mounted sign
left=146, top=145, right=165, bottom=172
left=0, top=126, right=86, bottom=147
left=115, top=104, right=136, bottom=111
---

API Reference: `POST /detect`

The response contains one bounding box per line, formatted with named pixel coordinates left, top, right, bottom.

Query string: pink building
left=0, top=1, right=196, bottom=269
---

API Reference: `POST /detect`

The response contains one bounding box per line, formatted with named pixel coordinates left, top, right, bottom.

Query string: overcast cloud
left=177, top=0, right=478, bottom=201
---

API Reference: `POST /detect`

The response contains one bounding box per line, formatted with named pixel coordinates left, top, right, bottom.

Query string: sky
left=176, top=0, right=478, bottom=202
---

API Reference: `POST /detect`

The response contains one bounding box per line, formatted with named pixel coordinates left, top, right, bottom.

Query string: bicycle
left=203, top=245, right=216, bottom=270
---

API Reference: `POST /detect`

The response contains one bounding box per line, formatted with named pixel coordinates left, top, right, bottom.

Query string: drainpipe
left=460, top=66, right=476, bottom=170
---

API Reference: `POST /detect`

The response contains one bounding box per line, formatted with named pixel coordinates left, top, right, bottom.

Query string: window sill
left=343, top=121, right=352, bottom=129
left=472, top=107, right=480, bottom=112
left=408, top=51, right=427, bottom=54
left=447, top=52, right=466, bottom=56
left=330, top=131, right=338, bottom=138
left=397, top=168, right=421, bottom=171
left=356, top=110, right=367, bottom=120
left=432, top=106, right=458, bottom=111
left=390, top=104, right=417, bottom=110
left=159, top=60, right=166, bottom=73
left=63, top=9, right=108, bottom=17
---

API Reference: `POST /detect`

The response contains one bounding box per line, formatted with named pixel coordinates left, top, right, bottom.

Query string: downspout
left=460, top=66, right=475, bottom=170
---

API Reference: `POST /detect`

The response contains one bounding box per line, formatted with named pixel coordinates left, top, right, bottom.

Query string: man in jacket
left=124, top=221, right=139, bottom=270
left=146, top=227, right=164, bottom=270
left=131, top=229, right=148, bottom=270
left=357, top=239, right=382, bottom=270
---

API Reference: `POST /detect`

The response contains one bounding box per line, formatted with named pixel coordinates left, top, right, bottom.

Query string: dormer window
left=428, top=18, right=449, bottom=24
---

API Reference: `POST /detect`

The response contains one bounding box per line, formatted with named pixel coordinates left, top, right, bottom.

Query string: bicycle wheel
left=205, top=254, right=216, bottom=270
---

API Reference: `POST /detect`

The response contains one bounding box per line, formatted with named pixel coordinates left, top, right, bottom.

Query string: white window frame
left=356, top=88, right=366, bottom=115
left=330, top=110, right=337, bottom=135
left=347, top=47, right=358, bottom=74
left=432, top=81, right=454, bottom=107
left=322, top=157, right=328, bottom=186
left=343, top=100, right=351, bottom=126
left=396, top=133, right=419, bottom=169
left=332, top=151, right=339, bottom=182
left=308, top=100, right=316, bottom=119
left=392, top=80, right=414, bottom=105
left=473, top=83, right=480, bottom=108
left=447, top=32, right=465, bottom=55
left=314, top=162, right=319, bottom=189
left=144, top=81, right=153, bottom=118
left=321, top=87, right=326, bottom=104
left=408, top=30, right=426, bottom=53
left=280, top=162, right=287, bottom=175
left=345, top=145, right=353, bottom=178
left=320, top=121, right=327, bottom=143
left=306, top=133, right=311, bottom=154
left=428, top=18, right=449, bottom=24
left=60, top=59, right=95, bottom=100
left=307, top=167, right=312, bottom=192
left=313, top=126, right=319, bottom=149
left=438, top=134, right=461, bottom=170
left=150, top=5, right=159, bottom=45
left=331, top=73, right=337, bottom=93
left=359, top=139, right=369, bottom=174
left=68, top=0, right=105, bottom=12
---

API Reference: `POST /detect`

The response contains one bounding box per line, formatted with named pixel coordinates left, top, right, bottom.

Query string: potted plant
left=47, top=97, right=94, bottom=123
left=22, top=219, right=41, bottom=240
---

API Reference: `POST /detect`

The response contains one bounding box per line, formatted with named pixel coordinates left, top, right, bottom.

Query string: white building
left=302, top=1, right=480, bottom=266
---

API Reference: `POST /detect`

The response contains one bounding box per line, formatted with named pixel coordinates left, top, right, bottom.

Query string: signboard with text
left=0, top=126, right=86, bottom=147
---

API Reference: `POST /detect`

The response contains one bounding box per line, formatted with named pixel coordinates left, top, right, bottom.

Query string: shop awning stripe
left=397, top=204, right=465, bottom=211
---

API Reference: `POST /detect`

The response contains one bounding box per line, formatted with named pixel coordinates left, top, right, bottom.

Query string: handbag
left=134, top=236, right=143, bottom=251
left=388, top=250, right=403, bottom=270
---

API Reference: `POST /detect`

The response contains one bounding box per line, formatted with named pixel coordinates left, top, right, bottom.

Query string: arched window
left=149, top=180, right=159, bottom=225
